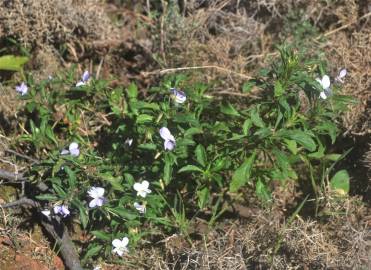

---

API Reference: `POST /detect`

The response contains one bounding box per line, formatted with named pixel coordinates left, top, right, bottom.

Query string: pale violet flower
left=41, top=209, right=51, bottom=217
left=16, top=82, right=28, bottom=96
left=316, top=75, right=331, bottom=100
left=125, top=138, right=133, bottom=147
left=69, top=142, right=80, bottom=156
left=335, top=68, right=347, bottom=83
left=134, top=202, right=146, bottom=213
left=53, top=205, right=70, bottom=217
left=170, top=88, right=186, bottom=104
left=87, top=187, right=106, bottom=208
left=112, top=237, right=129, bottom=256
left=159, top=127, right=176, bottom=151
left=76, top=70, right=90, bottom=87
left=133, top=180, right=151, bottom=198
left=60, top=142, right=80, bottom=156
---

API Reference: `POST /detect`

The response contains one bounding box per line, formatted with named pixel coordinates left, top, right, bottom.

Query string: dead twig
left=0, top=168, right=48, bottom=192
left=142, top=65, right=252, bottom=80
left=0, top=197, right=83, bottom=270
left=0, top=197, right=39, bottom=208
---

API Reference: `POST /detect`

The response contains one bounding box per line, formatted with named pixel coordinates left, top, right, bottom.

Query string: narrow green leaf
left=229, top=151, right=256, bottom=192
left=195, top=144, right=207, bottom=167
left=220, top=102, right=240, bottom=117
left=178, top=165, right=204, bottom=173
left=274, top=81, right=284, bottom=97
left=91, top=230, right=111, bottom=241
left=127, top=82, right=138, bottom=99
left=250, top=108, right=265, bottom=128
left=255, top=179, right=271, bottom=201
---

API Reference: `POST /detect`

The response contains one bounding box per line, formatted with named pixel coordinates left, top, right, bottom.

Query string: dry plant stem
left=0, top=197, right=83, bottom=270
left=142, top=65, right=252, bottom=80
left=0, top=168, right=48, bottom=191
left=41, top=219, right=83, bottom=270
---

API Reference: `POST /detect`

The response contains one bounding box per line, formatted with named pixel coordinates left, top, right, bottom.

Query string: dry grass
left=109, top=197, right=370, bottom=270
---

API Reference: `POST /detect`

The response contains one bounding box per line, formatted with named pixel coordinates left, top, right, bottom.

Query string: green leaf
left=250, top=108, right=265, bottom=128
left=220, top=102, right=240, bottom=117
left=229, top=151, right=256, bottom=192
left=278, top=130, right=316, bottom=152
left=64, top=166, right=77, bottom=189
left=108, top=207, right=137, bottom=220
left=91, top=230, right=111, bottom=241
left=255, top=179, right=271, bottom=201
left=78, top=204, right=89, bottom=229
left=330, top=170, right=350, bottom=196
left=138, top=143, right=157, bottom=151
left=324, top=154, right=341, bottom=161
left=197, top=187, right=210, bottom=209
left=127, top=82, right=138, bottom=99
left=35, top=194, right=58, bottom=201
left=242, top=119, right=252, bottom=135
left=274, top=81, right=284, bottom=97
left=0, top=55, right=29, bottom=71
left=184, top=127, right=203, bottom=137
left=178, top=165, right=204, bottom=173
left=99, top=173, right=124, bottom=192
left=195, top=144, right=207, bottom=167
left=136, top=114, right=154, bottom=124
left=284, top=139, right=298, bottom=155
left=83, top=244, right=102, bottom=260
left=242, top=81, right=256, bottom=93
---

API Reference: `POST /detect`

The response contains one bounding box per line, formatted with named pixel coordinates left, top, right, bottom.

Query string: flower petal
left=159, top=127, right=174, bottom=141
left=319, top=91, right=327, bottom=100
left=339, top=69, right=347, bottom=78
left=164, top=140, right=175, bottom=151
left=321, top=75, right=330, bottom=89
left=141, top=180, right=149, bottom=189
left=133, top=182, right=142, bottom=192
left=82, top=71, right=90, bottom=82
left=89, top=199, right=98, bottom=208
left=121, top=237, right=129, bottom=247
left=112, top=239, right=123, bottom=248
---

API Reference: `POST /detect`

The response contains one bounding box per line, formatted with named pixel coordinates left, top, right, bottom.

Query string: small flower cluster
left=316, top=68, right=347, bottom=100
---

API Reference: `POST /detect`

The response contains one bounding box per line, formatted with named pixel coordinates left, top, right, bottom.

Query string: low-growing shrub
left=15, top=45, right=353, bottom=265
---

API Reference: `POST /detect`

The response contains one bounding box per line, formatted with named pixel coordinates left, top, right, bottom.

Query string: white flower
left=170, top=88, right=187, bottom=104
left=92, top=266, right=102, bottom=270
left=69, top=142, right=80, bottom=156
left=125, top=138, right=133, bottom=146
left=316, top=75, right=331, bottom=100
left=60, top=142, right=80, bottom=156
left=53, top=205, right=70, bottom=217
left=87, top=187, right=106, bottom=208
left=41, top=209, right=51, bottom=217
left=335, top=68, right=347, bottom=83
left=16, top=82, right=28, bottom=96
left=159, top=127, right=176, bottom=151
left=134, top=202, right=146, bottom=213
left=133, top=180, right=151, bottom=198
left=112, top=237, right=129, bottom=256
left=76, top=70, right=90, bottom=87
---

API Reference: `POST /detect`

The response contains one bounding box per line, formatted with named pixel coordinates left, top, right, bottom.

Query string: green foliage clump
left=16, top=45, right=353, bottom=264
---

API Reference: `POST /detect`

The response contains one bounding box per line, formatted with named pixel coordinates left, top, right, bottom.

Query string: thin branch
left=41, top=219, right=84, bottom=270
left=0, top=168, right=27, bottom=181
left=4, top=149, right=39, bottom=164
left=0, top=197, right=39, bottom=208
left=0, top=168, right=48, bottom=191
left=0, top=197, right=83, bottom=270
left=142, top=65, right=253, bottom=80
